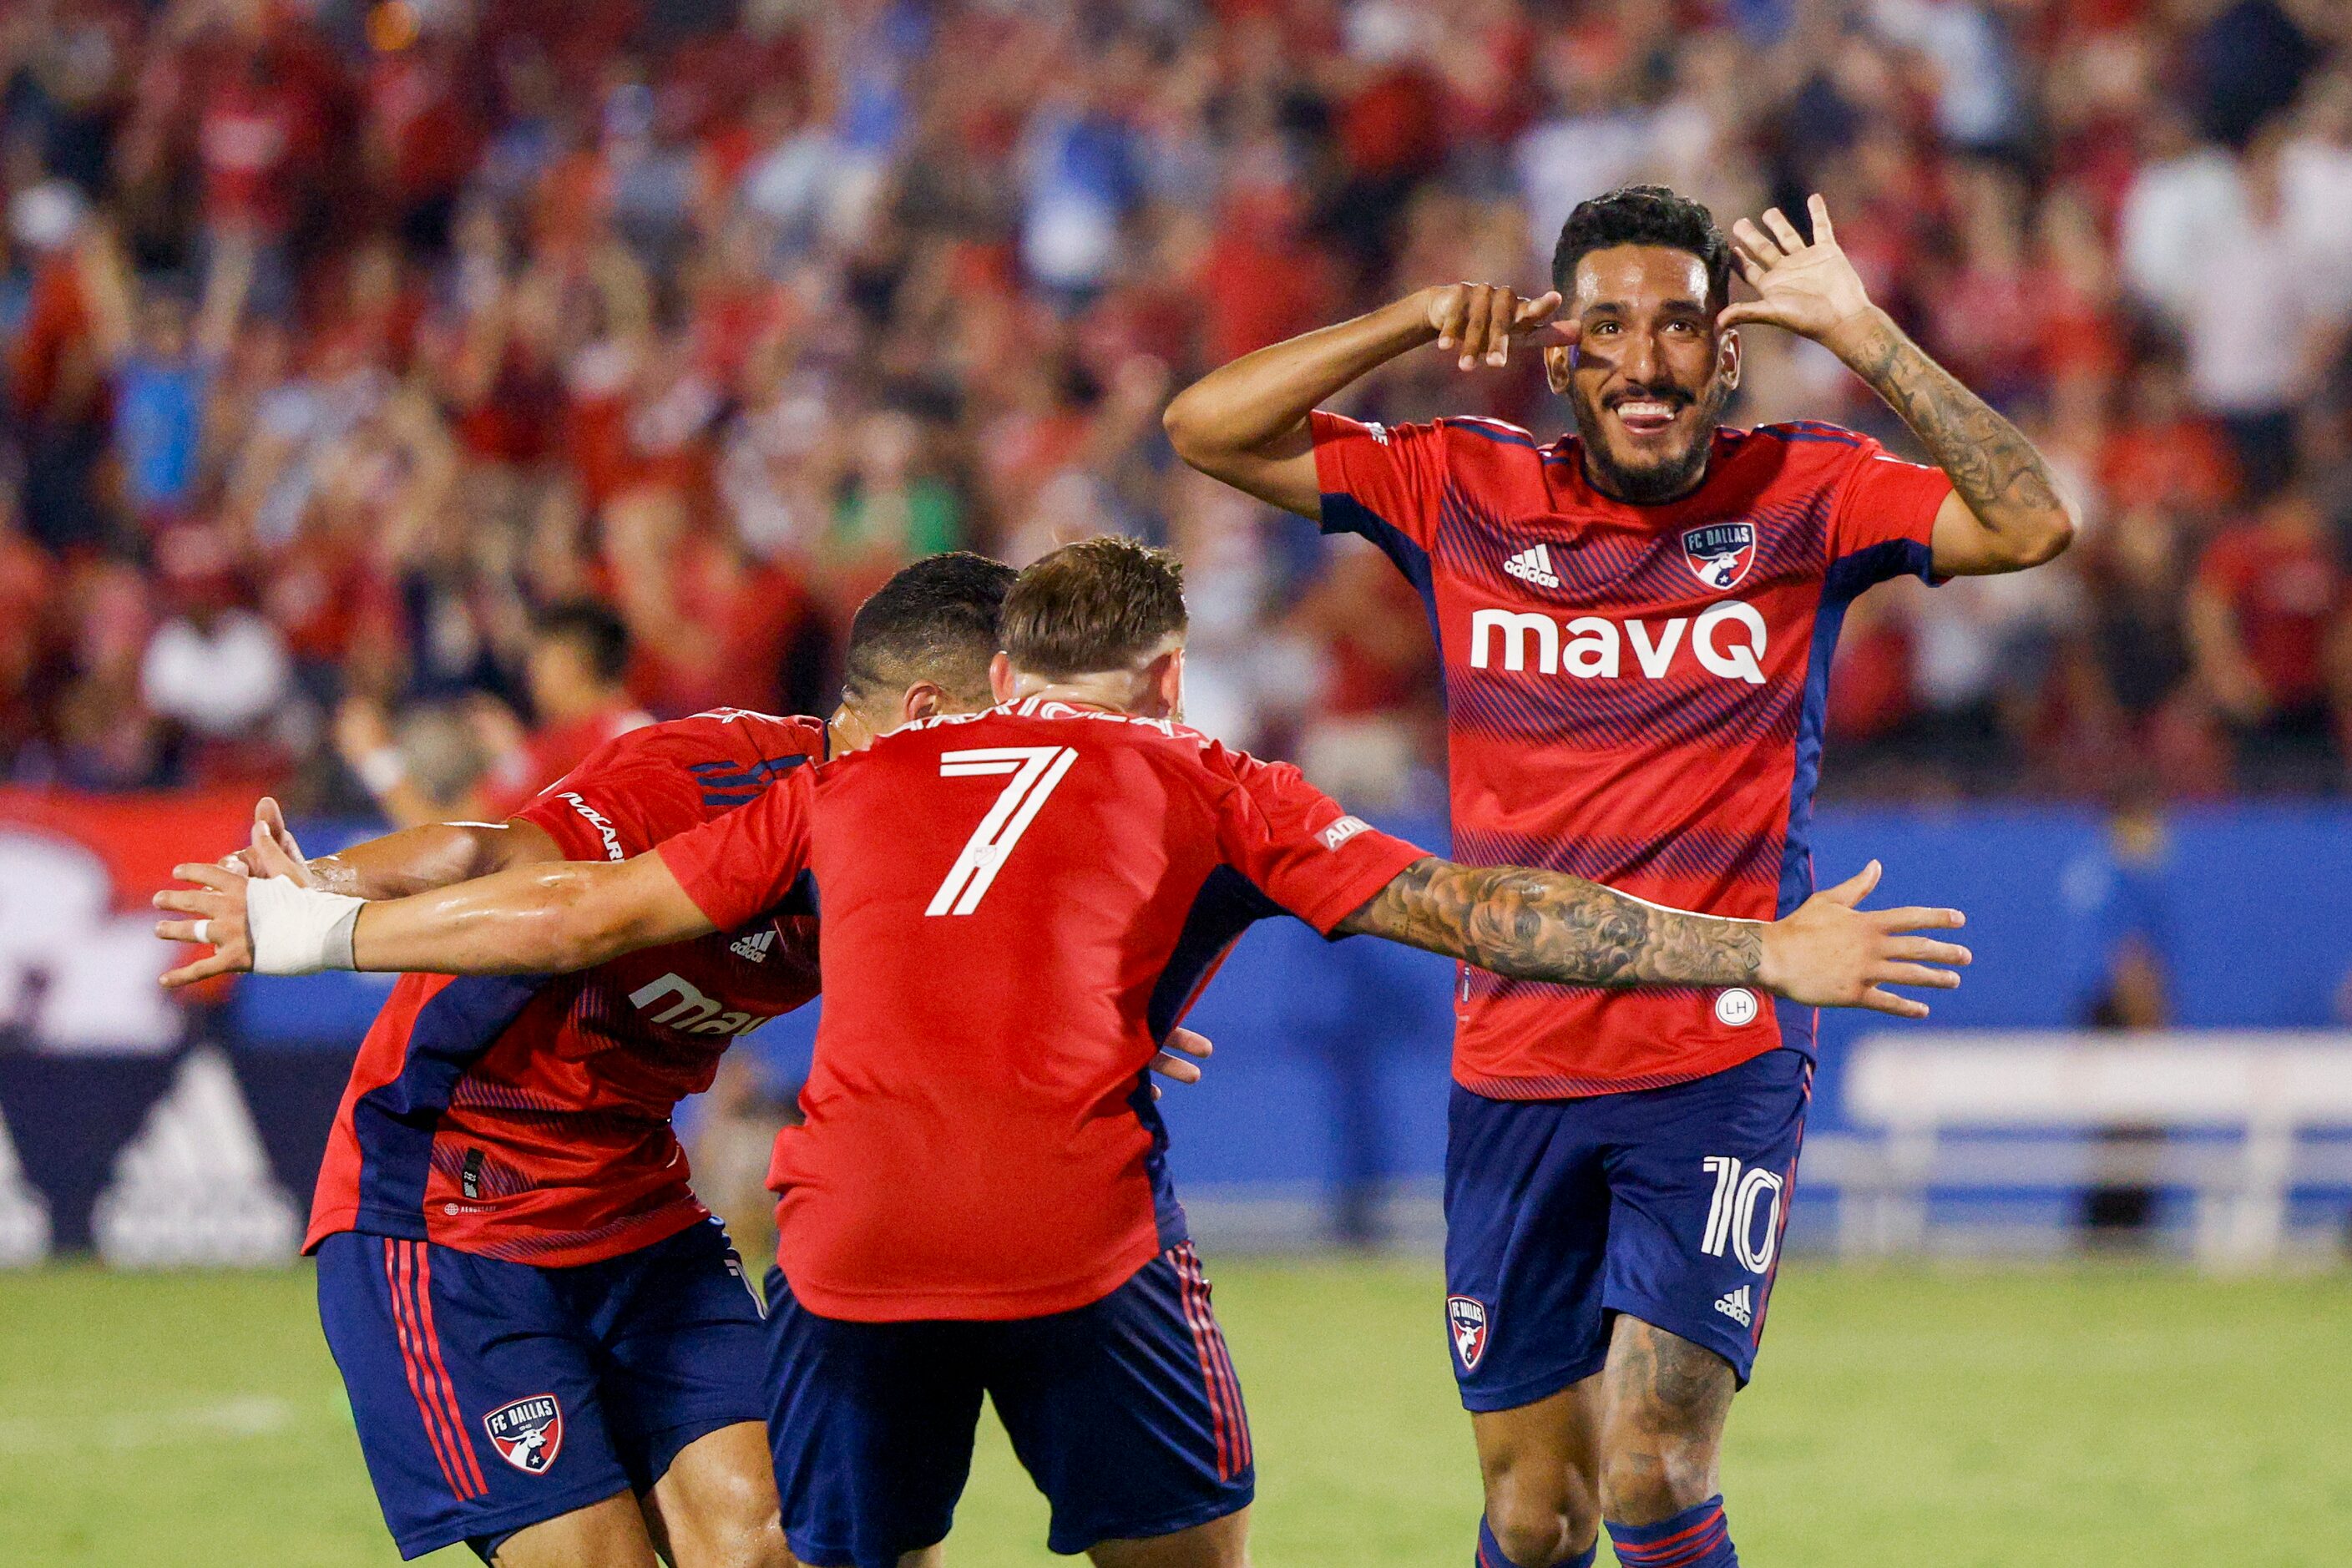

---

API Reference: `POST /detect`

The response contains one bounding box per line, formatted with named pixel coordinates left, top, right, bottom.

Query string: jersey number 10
left=926, top=746, right=1080, bottom=916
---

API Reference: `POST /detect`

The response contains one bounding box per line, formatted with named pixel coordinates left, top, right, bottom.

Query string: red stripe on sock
left=384, top=1238, right=470, bottom=1500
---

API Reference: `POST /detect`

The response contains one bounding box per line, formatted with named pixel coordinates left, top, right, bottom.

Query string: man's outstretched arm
left=156, top=848, right=713, bottom=985
left=1161, top=284, right=1574, bottom=517
left=1721, top=196, right=2076, bottom=576
left=223, top=796, right=564, bottom=902
left=1337, top=857, right=1968, bottom=1018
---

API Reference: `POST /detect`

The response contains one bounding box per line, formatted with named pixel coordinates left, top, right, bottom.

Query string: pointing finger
left=1512, top=291, right=1563, bottom=331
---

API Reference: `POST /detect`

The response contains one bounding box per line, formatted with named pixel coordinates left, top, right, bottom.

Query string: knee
left=1597, top=1434, right=1717, bottom=1526
left=672, top=1498, right=793, bottom=1568
left=1483, top=1463, right=1601, bottom=1566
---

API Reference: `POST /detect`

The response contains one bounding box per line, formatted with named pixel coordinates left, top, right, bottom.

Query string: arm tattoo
left=1840, top=311, right=2066, bottom=537
left=1334, top=857, right=1763, bottom=989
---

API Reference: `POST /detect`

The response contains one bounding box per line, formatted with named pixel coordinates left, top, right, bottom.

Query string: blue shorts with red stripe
left=315, top=1218, right=770, bottom=1560
left=1443, top=1047, right=1813, bottom=1406
left=766, top=1242, right=1253, bottom=1566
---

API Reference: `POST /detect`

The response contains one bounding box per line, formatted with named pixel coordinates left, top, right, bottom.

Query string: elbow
left=2025, top=503, right=2079, bottom=567
left=1161, top=392, right=1208, bottom=468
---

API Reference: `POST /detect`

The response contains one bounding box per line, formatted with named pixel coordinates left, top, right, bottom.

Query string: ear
left=988, top=651, right=1014, bottom=703
left=1718, top=326, right=1742, bottom=393
left=1148, top=646, right=1186, bottom=721
left=898, top=681, right=948, bottom=726
left=1544, top=341, right=1574, bottom=395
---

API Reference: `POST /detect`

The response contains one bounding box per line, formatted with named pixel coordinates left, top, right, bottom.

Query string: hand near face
left=1719, top=195, right=1879, bottom=357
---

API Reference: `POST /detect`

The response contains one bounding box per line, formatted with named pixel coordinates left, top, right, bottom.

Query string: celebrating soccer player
left=161, top=537, right=1968, bottom=1568
left=190, top=554, right=1058, bottom=1568
left=1161, top=186, right=2073, bottom=1568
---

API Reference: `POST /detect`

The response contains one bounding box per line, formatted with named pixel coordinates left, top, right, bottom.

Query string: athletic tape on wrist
left=246, top=875, right=364, bottom=974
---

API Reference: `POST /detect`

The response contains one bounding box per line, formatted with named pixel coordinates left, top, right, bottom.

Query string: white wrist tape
left=246, top=875, right=364, bottom=975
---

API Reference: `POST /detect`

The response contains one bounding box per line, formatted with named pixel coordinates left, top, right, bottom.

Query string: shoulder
left=1721, top=421, right=1889, bottom=494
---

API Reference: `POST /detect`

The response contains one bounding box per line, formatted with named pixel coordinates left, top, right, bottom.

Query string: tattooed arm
left=1335, top=857, right=1971, bottom=1018
left=1721, top=196, right=2076, bottom=577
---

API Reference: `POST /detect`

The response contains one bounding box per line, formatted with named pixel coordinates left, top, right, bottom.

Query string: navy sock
left=1476, top=1515, right=1597, bottom=1568
left=1605, top=1495, right=1738, bottom=1568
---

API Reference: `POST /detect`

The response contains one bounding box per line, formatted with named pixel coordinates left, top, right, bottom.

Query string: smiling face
left=1545, top=244, right=1740, bottom=506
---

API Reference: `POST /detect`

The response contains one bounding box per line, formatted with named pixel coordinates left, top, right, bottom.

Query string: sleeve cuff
left=1298, top=833, right=1431, bottom=938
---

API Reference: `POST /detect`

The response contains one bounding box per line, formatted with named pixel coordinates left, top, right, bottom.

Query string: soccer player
left=161, top=538, right=1969, bottom=1568
left=196, top=553, right=1028, bottom=1568
left=1160, top=185, right=2075, bottom=1568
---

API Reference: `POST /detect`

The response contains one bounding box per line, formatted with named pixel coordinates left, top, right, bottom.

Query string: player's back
left=665, top=698, right=1421, bottom=1321
left=308, top=708, right=827, bottom=1267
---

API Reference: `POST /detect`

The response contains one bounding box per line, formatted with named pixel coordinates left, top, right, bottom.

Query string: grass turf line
left=2, top=1259, right=2348, bottom=1565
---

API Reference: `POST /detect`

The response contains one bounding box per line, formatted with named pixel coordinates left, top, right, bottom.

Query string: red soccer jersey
left=1313, top=411, right=1953, bottom=1096
left=306, top=709, right=827, bottom=1267
left=655, top=699, right=1427, bottom=1322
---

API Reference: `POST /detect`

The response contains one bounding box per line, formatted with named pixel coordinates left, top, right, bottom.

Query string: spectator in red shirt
left=2188, top=484, right=2350, bottom=788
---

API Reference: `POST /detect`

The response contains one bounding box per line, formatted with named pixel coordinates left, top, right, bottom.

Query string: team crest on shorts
left=1446, top=1296, right=1490, bottom=1371
left=1682, top=522, right=1757, bottom=592
left=483, top=1393, right=564, bottom=1474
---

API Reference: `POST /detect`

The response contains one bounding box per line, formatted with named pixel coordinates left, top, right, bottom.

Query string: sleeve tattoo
left=1334, top=857, right=1763, bottom=989
left=1841, top=313, right=2066, bottom=530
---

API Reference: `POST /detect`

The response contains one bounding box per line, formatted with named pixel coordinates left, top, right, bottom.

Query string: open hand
left=1757, top=860, right=1970, bottom=1019
left=1720, top=195, right=1879, bottom=357
left=157, top=813, right=313, bottom=987
left=1146, top=1027, right=1214, bottom=1099
left=1423, top=284, right=1579, bottom=372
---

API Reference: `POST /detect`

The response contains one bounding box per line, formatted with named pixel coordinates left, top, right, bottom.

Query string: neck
left=1005, top=669, right=1154, bottom=717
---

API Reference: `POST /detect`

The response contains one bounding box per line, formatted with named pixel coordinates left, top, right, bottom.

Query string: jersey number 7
left=926, top=746, right=1080, bottom=915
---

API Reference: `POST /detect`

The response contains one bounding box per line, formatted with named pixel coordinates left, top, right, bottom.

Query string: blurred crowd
left=3, top=0, right=2351, bottom=817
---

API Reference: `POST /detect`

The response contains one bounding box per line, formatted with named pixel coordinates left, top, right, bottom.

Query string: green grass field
left=3, top=1258, right=2349, bottom=1565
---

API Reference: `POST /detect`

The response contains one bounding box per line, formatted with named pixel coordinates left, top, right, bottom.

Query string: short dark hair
left=1550, top=185, right=1733, bottom=312
left=843, top=550, right=1017, bottom=705
left=1001, top=536, right=1186, bottom=680
left=534, top=599, right=632, bottom=684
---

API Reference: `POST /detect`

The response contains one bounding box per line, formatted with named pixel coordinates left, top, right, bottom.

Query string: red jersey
left=306, top=709, right=827, bottom=1267
left=655, top=699, right=1427, bottom=1321
left=1312, top=412, right=1953, bottom=1096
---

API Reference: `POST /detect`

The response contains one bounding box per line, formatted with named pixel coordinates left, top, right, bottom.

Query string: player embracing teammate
left=167, top=536, right=1969, bottom=1567
left=1164, top=185, right=2073, bottom=1568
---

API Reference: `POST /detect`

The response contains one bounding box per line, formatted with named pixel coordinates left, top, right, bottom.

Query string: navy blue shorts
left=1443, top=1048, right=1812, bottom=1409
left=767, top=1242, right=1254, bottom=1565
left=316, top=1217, right=770, bottom=1560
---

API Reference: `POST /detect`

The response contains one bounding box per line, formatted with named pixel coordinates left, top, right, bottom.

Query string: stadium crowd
left=3, top=0, right=2349, bottom=815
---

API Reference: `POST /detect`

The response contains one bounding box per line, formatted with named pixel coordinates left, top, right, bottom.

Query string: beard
left=1571, top=376, right=1733, bottom=506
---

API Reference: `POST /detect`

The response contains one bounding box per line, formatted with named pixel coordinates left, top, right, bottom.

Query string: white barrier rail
left=1818, top=1031, right=2352, bottom=1267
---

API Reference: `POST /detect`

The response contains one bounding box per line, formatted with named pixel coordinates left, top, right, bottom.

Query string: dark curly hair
left=1550, top=185, right=1734, bottom=312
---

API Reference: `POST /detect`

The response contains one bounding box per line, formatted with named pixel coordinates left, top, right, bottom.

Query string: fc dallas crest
left=483, top=1393, right=564, bottom=1474
left=1447, top=1295, right=1490, bottom=1371
left=1682, top=522, right=1757, bottom=591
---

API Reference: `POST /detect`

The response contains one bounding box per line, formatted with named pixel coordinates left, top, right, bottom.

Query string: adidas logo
left=1502, top=544, right=1560, bottom=589
left=92, top=1045, right=300, bottom=1266
left=730, top=928, right=775, bottom=964
left=1713, top=1285, right=1753, bottom=1328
